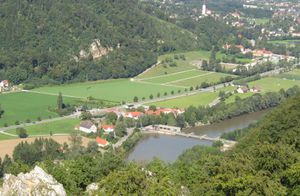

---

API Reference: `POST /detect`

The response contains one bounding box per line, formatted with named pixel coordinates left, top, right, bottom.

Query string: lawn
left=275, top=69, right=300, bottom=81
left=137, top=50, right=250, bottom=80
left=268, top=39, right=300, bottom=47
left=34, top=79, right=181, bottom=102
left=148, top=92, right=218, bottom=108
left=254, top=18, right=270, bottom=25
left=141, top=69, right=209, bottom=84
left=0, top=133, right=17, bottom=141
left=6, top=118, right=80, bottom=137
left=225, top=93, right=253, bottom=104
left=0, top=92, right=77, bottom=127
left=248, top=77, right=300, bottom=92
left=170, top=72, right=236, bottom=87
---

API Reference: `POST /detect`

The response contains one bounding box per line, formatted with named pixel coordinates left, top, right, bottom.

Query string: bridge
left=142, top=129, right=236, bottom=145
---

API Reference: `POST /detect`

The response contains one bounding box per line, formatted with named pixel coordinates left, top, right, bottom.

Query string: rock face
left=0, top=166, right=66, bottom=196
left=89, top=39, right=113, bottom=60
left=77, top=39, right=113, bottom=61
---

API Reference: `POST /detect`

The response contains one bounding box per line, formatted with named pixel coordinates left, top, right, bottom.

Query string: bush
left=16, top=127, right=28, bottom=138
left=15, top=121, right=20, bottom=125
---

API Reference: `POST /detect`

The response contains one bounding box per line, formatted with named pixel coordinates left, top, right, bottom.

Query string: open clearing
left=6, top=118, right=80, bottom=137
left=0, top=135, right=92, bottom=159
left=0, top=92, right=77, bottom=127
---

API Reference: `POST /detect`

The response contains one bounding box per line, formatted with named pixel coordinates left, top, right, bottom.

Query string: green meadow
left=6, top=118, right=80, bottom=137
left=170, top=72, right=235, bottom=87
left=137, top=50, right=251, bottom=79
left=148, top=92, right=218, bottom=108
left=0, top=92, right=77, bottom=127
left=248, top=77, right=300, bottom=92
left=34, top=79, right=182, bottom=102
left=0, top=133, right=17, bottom=141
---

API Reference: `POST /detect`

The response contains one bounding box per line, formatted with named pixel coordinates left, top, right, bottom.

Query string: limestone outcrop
left=0, top=166, right=66, bottom=196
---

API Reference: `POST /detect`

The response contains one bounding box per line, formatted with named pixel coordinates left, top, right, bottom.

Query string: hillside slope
left=172, top=95, right=300, bottom=195
left=0, top=0, right=198, bottom=85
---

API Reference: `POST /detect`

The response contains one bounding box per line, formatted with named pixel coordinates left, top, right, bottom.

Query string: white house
left=237, top=86, right=248, bottom=94
left=78, top=120, right=97, bottom=133
left=101, top=125, right=115, bottom=134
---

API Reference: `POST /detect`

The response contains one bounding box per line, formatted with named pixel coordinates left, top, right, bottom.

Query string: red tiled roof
left=102, top=125, right=115, bottom=130
left=96, top=137, right=108, bottom=145
left=125, top=111, right=143, bottom=117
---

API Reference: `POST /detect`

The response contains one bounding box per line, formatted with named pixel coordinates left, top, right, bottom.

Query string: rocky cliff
left=0, top=166, right=66, bottom=196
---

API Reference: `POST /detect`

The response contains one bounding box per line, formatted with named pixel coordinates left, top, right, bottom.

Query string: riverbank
left=127, top=109, right=270, bottom=163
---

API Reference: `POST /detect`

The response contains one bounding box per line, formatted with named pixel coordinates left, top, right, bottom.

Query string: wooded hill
left=0, top=0, right=198, bottom=85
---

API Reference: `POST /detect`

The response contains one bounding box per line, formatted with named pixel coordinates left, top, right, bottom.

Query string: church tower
left=202, top=0, right=207, bottom=16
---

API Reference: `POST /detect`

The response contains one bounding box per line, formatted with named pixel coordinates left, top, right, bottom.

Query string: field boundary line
left=132, top=80, right=187, bottom=89
left=137, top=69, right=196, bottom=81
left=22, top=90, right=85, bottom=99
left=163, top=72, right=215, bottom=85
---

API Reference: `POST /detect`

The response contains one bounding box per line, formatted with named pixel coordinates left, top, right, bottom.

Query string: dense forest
left=0, top=0, right=199, bottom=85
left=0, top=94, right=299, bottom=195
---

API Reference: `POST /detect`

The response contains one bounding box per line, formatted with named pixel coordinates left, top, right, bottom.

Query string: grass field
left=170, top=72, right=235, bottom=87
left=275, top=69, right=300, bottom=81
left=248, top=77, right=300, bottom=92
left=0, top=92, right=77, bottom=127
left=34, top=79, right=182, bottom=102
left=148, top=92, right=218, bottom=108
left=6, top=118, right=80, bottom=137
left=225, top=93, right=253, bottom=104
left=0, top=134, right=17, bottom=140
left=137, top=50, right=251, bottom=79
left=268, top=39, right=300, bottom=47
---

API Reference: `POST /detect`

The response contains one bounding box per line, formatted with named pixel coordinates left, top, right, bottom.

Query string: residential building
left=237, top=86, right=248, bottom=94
left=124, top=111, right=143, bottom=119
left=96, top=137, right=109, bottom=148
left=78, top=120, right=97, bottom=133
left=101, top=125, right=115, bottom=134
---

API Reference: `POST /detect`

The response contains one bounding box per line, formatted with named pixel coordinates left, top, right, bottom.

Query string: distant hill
left=0, top=0, right=198, bottom=85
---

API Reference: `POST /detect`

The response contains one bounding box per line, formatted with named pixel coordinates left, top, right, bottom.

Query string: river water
left=127, top=110, right=269, bottom=163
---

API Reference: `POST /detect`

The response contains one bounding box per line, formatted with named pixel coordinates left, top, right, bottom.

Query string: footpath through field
left=163, top=72, right=215, bottom=85
left=22, top=90, right=85, bottom=99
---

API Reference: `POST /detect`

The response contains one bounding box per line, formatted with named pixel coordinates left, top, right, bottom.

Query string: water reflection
left=128, top=110, right=269, bottom=163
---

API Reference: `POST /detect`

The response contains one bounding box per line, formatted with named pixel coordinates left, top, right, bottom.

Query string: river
left=127, top=110, right=269, bottom=163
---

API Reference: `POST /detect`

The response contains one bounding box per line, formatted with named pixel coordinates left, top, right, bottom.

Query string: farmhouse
left=78, top=120, right=97, bottom=133
left=146, top=108, right=184, bottom=116
left=0, top=80, right=9, bottom=92
left=96, top=137, right=109, bottom=148
left=101, top=125, right=115, bottom=134
left=237, top=86, right=248, bottom=94
left=124, top=111, right=143, bottom=119
left=250, top=86, right=262, bottom=93
left=252, top=49, right=273, bottom=58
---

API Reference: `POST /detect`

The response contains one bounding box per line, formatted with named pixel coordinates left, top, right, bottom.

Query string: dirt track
left=0, top=135, right=92, bottom=159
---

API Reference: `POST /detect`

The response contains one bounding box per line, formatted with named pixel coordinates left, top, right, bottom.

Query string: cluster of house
left=75, top=120, right=115, bottom=148
left=236, top=86, right=262, bottom=94
left=74, top=107, right=185, bottom=148
left=0, top=80, right=9, bottom=92
left=107, top=107, right=185, bottom=119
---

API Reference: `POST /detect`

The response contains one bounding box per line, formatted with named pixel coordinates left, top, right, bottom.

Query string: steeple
left=202, top=0, right=207, bottom=16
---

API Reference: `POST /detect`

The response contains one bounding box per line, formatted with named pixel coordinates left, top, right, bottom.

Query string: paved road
left=113, top=128, right=134, bottom=149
